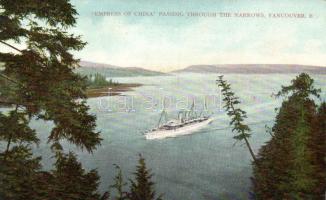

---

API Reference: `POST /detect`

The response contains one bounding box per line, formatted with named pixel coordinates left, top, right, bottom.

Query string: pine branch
left=0, top=99, right=33, bottom=106
left=217, top=75, right=257, bottom=162
left=0, top=40, right=52, bottom=70
left=0, top=40, right=23, bottom=53
left=0, top=73, right=21, bottom=85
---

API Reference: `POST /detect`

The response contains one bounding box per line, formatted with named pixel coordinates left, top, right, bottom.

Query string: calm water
left=30, top=73, right=325, bottom=200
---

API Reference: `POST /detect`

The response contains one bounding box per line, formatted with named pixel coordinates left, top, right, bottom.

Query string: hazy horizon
left=80, top=60, right=326, bottom=72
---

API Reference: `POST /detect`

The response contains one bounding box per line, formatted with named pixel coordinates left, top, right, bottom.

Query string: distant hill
left=172, top=64, right=326, bottom=74
left=77, top=61, right=166, bottom=77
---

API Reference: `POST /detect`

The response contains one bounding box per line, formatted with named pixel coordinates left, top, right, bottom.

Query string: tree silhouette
left=253, top=73, right=325, bottom=199
left=216, top=75, right=256, bottom=161
left=218, top=73, right=325, bottom=199
left=0, top=0, right=104, bottom=199
left=128, top=155, right=163, bottom=200
left=109, top=164, right=128, bottom=200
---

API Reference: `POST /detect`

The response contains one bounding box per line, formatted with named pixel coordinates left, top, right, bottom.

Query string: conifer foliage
left=128, top=155, right=163, bottom=200
left=253, top=73, right=325, bottom=199
left=217, top=73, right=325, bottom=199
left=217, top=75, right=257, bottom=161
left=0, top=146, right=41, bottom=200
left=108, top=155, right=163, bottom=200
left=0, top=1, right=163, bottom=199
left=0, top=0, right=104, bottom=199
left=109, top=164, right=128, bottom=200
left=50, top=152, right=103, bottom=200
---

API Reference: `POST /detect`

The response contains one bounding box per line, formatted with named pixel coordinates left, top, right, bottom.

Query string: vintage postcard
left=0, top=0, right=325, bottom=199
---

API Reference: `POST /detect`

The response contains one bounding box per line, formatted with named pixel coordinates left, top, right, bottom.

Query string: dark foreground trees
left=253, top=73, right=325, bottom=199
left=128, top=155, right=163, bottom=200
left=109, top=155, right=163, bottom=200
left=218, top=73, right=325, bottom=199
left=0, top=0, right=103, bottom=199
left=0, top=1, right=162, bottom=200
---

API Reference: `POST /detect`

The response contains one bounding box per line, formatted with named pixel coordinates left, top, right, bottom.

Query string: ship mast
left=199, top=99, right=208, bottom=117
left=189, top=98, right=196, bottom=119
left=157, top=97, right=168, bottom=128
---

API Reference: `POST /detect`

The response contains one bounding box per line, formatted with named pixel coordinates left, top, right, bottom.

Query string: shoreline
left=86, top=83, right=142, bottom=98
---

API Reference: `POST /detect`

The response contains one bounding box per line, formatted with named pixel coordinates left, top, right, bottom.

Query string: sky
left=70, top=0, right=326, bottom=71
left=2, top=0, right=325, bottom=71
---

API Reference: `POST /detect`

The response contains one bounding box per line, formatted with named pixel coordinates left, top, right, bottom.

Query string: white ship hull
left=145, top=118, right=214, bottom=140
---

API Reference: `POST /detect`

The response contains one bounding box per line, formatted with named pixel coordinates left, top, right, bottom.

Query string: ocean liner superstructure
left=145, top=100, right=213, bottom=140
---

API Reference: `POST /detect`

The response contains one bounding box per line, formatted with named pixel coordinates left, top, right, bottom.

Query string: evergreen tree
left=0, top=146, right=41, bottom=200
left=50, top=152, right=103, bottom=200
left=128, top=155, right=163, bottom=200
left=311, top=102, right=326, bottom=196
left=0, top=108, right=42, bottom=199
left=0, top=0, right=104, bottom=199
left=216, top=75, right=256, bottom=161
left=253, top=73, right=325, bottom=199
left=0, top=0, right=101, bottom=152
left=0, top=109, right=39, bottom=158
left=217, top=73, right=325, bottom=199
left=109, top=164, right=128, bottom=200
left=86, top=73, right=118, bottom=89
